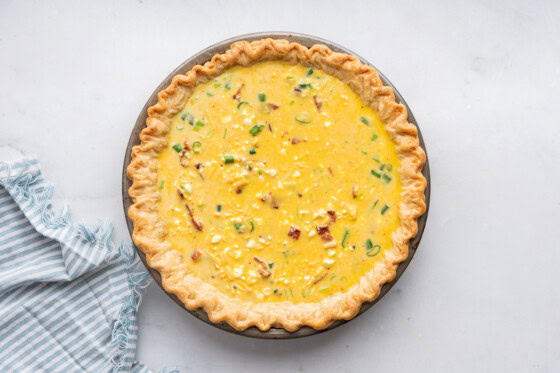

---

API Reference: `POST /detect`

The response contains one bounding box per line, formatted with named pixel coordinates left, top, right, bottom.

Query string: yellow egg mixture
left=157, top=61, right=401, bottom=303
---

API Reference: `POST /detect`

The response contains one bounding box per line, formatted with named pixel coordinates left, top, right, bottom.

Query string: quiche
left=127, top=39, right=426, bottom=331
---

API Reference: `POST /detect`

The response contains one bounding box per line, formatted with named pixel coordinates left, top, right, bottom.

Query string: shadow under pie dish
left=126, top=37, right=427, bottom=332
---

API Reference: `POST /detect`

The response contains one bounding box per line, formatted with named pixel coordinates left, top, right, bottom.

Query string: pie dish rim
left=123, top=32, right=430, bottom=337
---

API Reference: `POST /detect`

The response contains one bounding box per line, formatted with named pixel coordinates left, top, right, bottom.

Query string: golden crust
left=127, top=39, right=427, bottom=331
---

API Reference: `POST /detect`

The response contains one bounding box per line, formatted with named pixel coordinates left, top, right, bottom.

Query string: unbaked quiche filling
left=157, top=61, right=402, bottom=304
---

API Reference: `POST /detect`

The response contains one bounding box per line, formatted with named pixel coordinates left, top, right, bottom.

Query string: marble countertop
left=1, top=1, right=559, bottom=371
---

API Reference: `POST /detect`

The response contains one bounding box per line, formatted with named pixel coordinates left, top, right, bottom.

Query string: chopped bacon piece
left=267, top=123, right=273, bottom=132
left=293, top=87, right=302, bottom=94
left=236, top=187, right=243, bottom=194
left=327, top=210, right=336, bottom=223
left=254, top=256, right=271, bottom=277
left=291, top=138, right=301, bottom=145
left=232, top=83, right=244, bottom=101
left=185, top=203, right=203, bottom=231
left=176, top=188, right=185, bottom=199
left=297, top=193, right=302, bottom=198
left=316, top=225, right=330, bottom=235
left=191, top=250, right=202, bottom=261
left=328, top=167, right=333, bottom=176
left=352, top=185, right=358, bottom=199
left=316, top=225, right=333, bottom=242
left=287, top=226, right=301, bottom=240
left=178, top=140, right=192, bottom=167
left=322, top=233, right=333, bottom=242
left=260, top=192, right=279, bottom=209
left=312, top=272, right=328, bottom=285
left=267, top=103, right=279, bottom=110
left=193, top=163, right=205, bottom=180
left=258, top=269, right=271, bottom=278
left=313, top=95, right=322, bottom=112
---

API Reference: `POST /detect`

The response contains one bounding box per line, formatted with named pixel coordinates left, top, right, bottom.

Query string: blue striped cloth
left=0, top=158, right=166, bottom=372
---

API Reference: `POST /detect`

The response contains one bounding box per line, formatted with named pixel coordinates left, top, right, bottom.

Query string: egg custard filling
left=128, top=39, right=426, bottom=330
left=157, top=61, right=402, bottom=304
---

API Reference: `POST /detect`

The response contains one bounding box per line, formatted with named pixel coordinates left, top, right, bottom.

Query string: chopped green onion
left=258, top=93, right=266, bottom=102
left=361, top=149, right=368, bottom=155
left=233, top=222, right=243, bottom=232
left=371, top=133, right=378, bottom=141
left=380, top=164, right=385, bottom=171
left=365, top=239, right=373, bottom=250
left=176, top=124, right=184, bottom=130
left=366, top=244, right=381, bottom=257
left=319, top=286, right=330, bottom=292
left=247, top=220, right=254, bottom=232
left=223, top=128, right=227, bottom=139
left=158, top=180, right=164, bottom=189
left=213, top=81, right=221, bottom=88
left=225, top=81, right=231, bottom=90
left=249, top=148, right=256, bottom=155
left=224, top=155, right=234, bottom=164
left=382, top=174, right=392, bottom=183
left=371, top=169, right=381, bottom=178
left=273, top=288, right=278, bottom=293
left=380, top=204, right=389, bottom=215
left=297, top=83, right=312, bottom=89
left=341, top=229, right=350, bottom=248
left=295, top=115, right=311, bottom=124
left=206, top=91, right=213, bottom=97
left=372, top=156, right=380, bottom=163
left=216, top=204, right=222, bottom=212
left=193, top=120, right=205, bottom=133
left=361, top=116, right=370, bottom=126
left=180, top=111, right=193, bottom=124
left=289, top=100, right=295, bottom=105
left=172, top=143, right=182, bottom=153
left=386, top=164, right=393, bottom=172
left=268, top=262, right=274, bottom=269
left=233, top=285, right=237, bottom=289
left=286, top=76, right=294, bottom=80
left=371, top=199, right=379, bottom=210
left=192, top=141, right=202, bottom=153
left=306, top=68, right=313, bottom=76
left=237, top=101, right=249, bottom=109
left=249, top=125, right=264, bottom=136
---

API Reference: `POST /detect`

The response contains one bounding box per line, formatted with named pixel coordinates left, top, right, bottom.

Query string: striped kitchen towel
left=0, top=157, right=168, bottom=372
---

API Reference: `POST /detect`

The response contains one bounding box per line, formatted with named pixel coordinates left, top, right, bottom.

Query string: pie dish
left=127, top=38, right=427, bottom=331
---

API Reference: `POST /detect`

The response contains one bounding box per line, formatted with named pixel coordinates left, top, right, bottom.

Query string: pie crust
left=127, top=38, right=427, bottom=331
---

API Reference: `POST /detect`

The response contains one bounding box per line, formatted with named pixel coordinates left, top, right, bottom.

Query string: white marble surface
left=1, top=0, right=560, bottom=371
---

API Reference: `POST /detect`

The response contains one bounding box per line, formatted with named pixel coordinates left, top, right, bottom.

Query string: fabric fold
left=0, top=157, right=156, bottom=372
